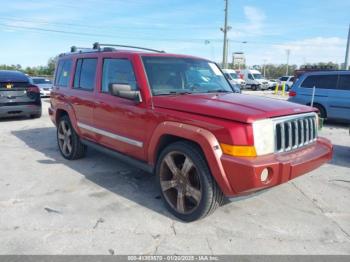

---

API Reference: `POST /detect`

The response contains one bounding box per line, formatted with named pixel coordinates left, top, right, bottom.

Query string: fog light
left=260, top=168, right=270, bottom=182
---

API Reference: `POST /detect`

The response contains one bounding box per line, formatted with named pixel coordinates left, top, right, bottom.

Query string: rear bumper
left=221, top=137, right=333, bottom=196
left=0, top=104, right=41, bottom=118
left=40, top=90, right=51, bottom=97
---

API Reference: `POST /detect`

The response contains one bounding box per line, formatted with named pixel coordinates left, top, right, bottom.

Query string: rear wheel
left=313, top=104, right=327, bottom=119
left=156, top=141, right=223, bottom=222
left=57, top=115, right=86, bottom=160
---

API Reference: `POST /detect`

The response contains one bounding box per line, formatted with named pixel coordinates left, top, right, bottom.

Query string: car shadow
left=0, top=116, right=33, bottom=122
left=330, top=144, right=350, bottom=169
left=12, top=127, right=174, bottom=219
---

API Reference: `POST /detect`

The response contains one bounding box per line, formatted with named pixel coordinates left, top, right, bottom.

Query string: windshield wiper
left=169, top=91, right=192, bottom=95
left=206, top=89, right=232, bottom=93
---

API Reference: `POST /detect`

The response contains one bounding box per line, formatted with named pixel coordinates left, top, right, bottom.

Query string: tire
left=156, top=141, right=224, bottom=222
left=57, top=115, right=86, bottom=160
left=30, top=112, right=42, bottom=119
left=252, top=85, right=257, bottom=91
left=313, top=104, right=327, bottom=119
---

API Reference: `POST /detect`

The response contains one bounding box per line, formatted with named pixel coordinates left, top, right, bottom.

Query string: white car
left=31, top=77, right=53, bottom=97
left=267, top=79, right=278, bottom=89
left=240, top=69, right=269, bottom=90
left=222, top=69, right=246, bottom=89
left=277, top=76, right=295, bottom=90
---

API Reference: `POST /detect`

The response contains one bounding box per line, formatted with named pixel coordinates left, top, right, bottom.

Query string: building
left=232, top=52, right=246, bottom=69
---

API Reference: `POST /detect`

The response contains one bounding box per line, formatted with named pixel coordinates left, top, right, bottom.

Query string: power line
left=0, top=22, right=345, bottom=48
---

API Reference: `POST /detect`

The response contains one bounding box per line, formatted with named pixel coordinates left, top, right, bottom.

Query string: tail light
left=289, top=91, right=297, bottom=97
left=27, top=85, right=40, bottom=93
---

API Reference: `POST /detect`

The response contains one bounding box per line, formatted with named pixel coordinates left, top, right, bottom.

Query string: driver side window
left=101, top=58, right=137, bottom=93
left=248, top=74, right=254, bottom=80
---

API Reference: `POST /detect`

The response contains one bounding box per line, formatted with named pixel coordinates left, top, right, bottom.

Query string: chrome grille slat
left=287, top=122, right=292, bottom=151
left=274, top=113, right=318, bottom=153
left=280, top=123, right=285, bottom=151
left=300, top=119, right=304, bottom=146
left=305, top=119, right=309, bottom=144
left=293, top=120, right=299, bottom=149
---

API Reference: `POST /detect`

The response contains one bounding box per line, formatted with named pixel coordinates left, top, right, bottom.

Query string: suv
left=0, top=70, right=41, bottom=119
left=288, top=71, right=350, bottom=122
left=49, top=43, right=333, bottom=221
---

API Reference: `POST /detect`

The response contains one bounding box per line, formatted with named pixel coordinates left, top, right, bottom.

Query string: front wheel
left=156, top=141, right=224, bottom=222
left=57, top=115, right=86, bottom=160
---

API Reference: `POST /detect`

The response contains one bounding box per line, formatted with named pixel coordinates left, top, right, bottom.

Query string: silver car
left=31, top=77, right=53, bottom=97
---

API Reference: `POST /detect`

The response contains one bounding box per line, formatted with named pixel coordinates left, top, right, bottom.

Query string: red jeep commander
left=49, top=43, right=333, bottom=221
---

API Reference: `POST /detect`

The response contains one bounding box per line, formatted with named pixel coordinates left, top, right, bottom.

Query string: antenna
left=93, top=42, right=165, bottom=53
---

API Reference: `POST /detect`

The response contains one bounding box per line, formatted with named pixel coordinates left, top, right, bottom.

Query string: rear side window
left=101, top=58, right=137, bottom=93
left=55, top=59, right=72, bottom=87
left=280, top=77, right=288, bottom=81
left=337, top=75, right=350, bottom=90
left=73, top=58, right=97, bottom=91
left=301, top=74, right=338, bottom=89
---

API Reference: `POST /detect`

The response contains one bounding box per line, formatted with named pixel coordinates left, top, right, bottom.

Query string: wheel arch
left=55, top=104, right=79, bottom=134
left=148, top=121, right=235, bottom=195
left=307, top=102, right=327, bottom=118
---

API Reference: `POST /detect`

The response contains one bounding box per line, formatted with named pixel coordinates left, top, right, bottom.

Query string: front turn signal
left=220, top=144, right=257, bottom=157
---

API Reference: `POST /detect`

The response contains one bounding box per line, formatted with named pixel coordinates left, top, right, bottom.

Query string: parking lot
left=0, top=95, right=349, bottom=255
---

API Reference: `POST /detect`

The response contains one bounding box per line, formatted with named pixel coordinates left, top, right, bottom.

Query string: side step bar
left=81, top=139, right=154, bottom=174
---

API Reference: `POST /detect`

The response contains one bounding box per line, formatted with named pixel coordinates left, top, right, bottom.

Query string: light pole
left=221, top=0, right=231, bottom=68
left=344, top=24, right=350, bottom=70
left=204, top=40, right=215, bottom=61
left=263, top=59, right=267, bottom=78
left=286, top=49, right=291, bottom=75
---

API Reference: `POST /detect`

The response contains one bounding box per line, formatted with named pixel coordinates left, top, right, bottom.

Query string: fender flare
left=147, top=121, right=235, bottom=195
left=55, top=103, right=79, bottom=134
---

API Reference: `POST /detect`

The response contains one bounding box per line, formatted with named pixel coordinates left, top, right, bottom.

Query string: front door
left=93, top=55, right=148, bottom=161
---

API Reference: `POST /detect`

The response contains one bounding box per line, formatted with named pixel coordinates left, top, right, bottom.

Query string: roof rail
left=70, top=46, right=93, bottom=53
left=93, top=42, right=165, bottom=53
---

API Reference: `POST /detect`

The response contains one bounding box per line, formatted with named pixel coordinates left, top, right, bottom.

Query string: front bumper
left=221, top=137, right=333, bottom=196
left=0, top=104, right=41, bottom=118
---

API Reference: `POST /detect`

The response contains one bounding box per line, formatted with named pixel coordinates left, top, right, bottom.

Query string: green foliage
left=0, top=57, right=57, bottom=77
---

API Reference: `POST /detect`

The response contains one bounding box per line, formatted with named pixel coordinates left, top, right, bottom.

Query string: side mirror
left=109, top=83, right=142, bottom=103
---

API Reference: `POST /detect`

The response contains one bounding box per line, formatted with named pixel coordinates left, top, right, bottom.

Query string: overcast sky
left=0, top=0, right=349, bottom=67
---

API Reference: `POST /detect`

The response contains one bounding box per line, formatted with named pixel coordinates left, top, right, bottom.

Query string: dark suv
left=0, top=70, right=41, bottom=119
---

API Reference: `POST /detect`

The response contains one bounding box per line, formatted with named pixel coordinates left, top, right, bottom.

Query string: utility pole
left=286, top=49, right=291, bottom=75
left=263, top=59, right=267, bottom=78
left=221, top=0, right=231, bottom=68
left=344, top=24, right=350, bottom=70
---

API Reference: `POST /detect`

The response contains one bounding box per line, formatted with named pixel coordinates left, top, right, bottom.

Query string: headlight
left=252, top=119, right=275, bottom=155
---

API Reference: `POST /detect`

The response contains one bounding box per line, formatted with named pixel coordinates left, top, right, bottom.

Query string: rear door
left=0, top=72, right=39, bottom=106
left=327, top=73, right=350, bottom=121
left=71, top=57, right=98, bottom=141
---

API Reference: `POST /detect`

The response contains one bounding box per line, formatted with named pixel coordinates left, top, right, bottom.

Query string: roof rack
left=70, top=46, right=93, bottom=53
left=93, top=42, right=165, bottom=53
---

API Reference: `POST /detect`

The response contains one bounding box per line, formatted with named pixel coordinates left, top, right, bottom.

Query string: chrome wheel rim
left=159, top=151, right=202, bottom=214
left=58, top=120, right=72, bottom=156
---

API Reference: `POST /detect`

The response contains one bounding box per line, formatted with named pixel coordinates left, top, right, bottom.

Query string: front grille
left=274, top=113, right=317, bottom=153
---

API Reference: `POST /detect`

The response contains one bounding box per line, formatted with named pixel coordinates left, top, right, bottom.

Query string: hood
left=153, top=93, right=315, bottom=123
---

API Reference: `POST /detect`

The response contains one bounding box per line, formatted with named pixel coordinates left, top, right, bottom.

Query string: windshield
left=252, top=74, right=263, bottom=79
left=33, top=78, right=52, bottom=84
left=142, top=57, right=232, bottom=95
left=229, top=72, right=238, bottom=79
